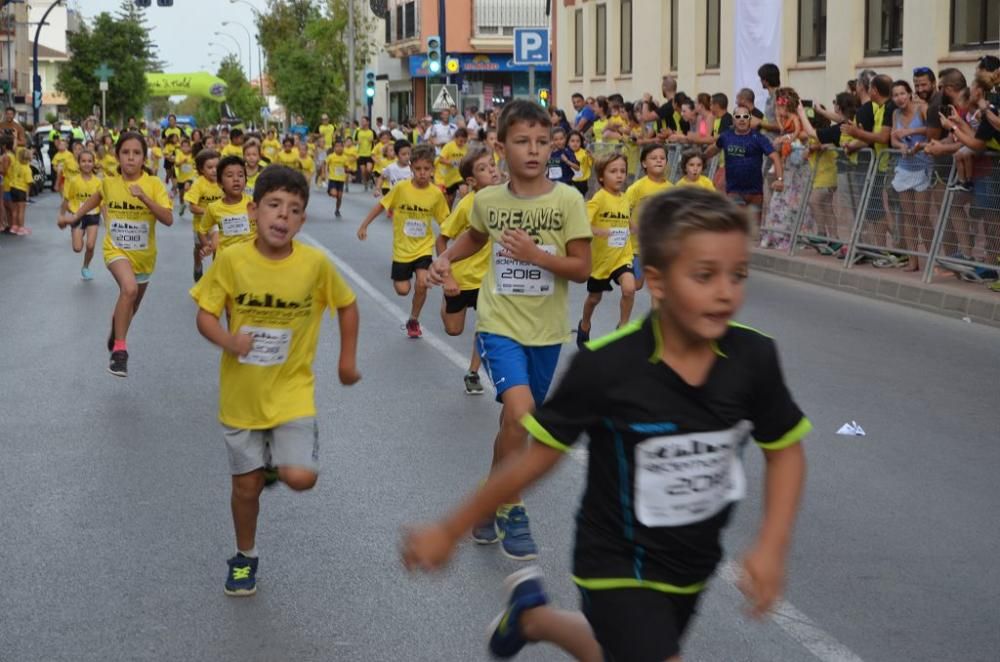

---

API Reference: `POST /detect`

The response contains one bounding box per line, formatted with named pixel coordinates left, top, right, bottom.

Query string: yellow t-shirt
left=435, top=140, right=467, bottom=187
left=372, top=142, right=387, bottom=168
left=275, top=149, right=301, bottom=169
left=164, top=126, right=185, bottom=142
left=147, top=145, right=163, bottom=172
left=100, top=153, right=119, bottom=177
left=573, top=148, right=592, bottom=183
left=587, top=188, right=634, bottom=279
left=201, top=195, right=255, bottom=251
left=299, top=155, right=315, bottom=177
left=175, top=152, right=196, bottom=183
left=184, top=176, right=223, bottom=231
left=101, top=173, right=172, bottom=274
left=810, top=146, right=838, bottom=189
left=8, top=160, right=31, bottom=192
left=593, top=118, right=609, bottom=144
left=344, top=146, right=359, bottom=171
left=355, top=129, right=375, bottom=157
left=221, top=143, right=244, bottom=159
left=52, top=151, right=74, bottom=175
left=380, top=180, right=450, bottom=262
left=245, top=169, right=260, bottom=198
left=325, top=153, right=349, bottom=182
left=441, top=191, right=490, bottom=292
left=676, top=175, right=716, bottom=190
left=469, top=183, right=592, bottom=346
left=318, top=123, right=337, bottom=150
left=63, top=174, right=101, bottom=213
left=625, top=176, right=672, bottom=251
left=262, top=139, right=281, bottom=162
left=62, top=154, right=81, bottom=179
left=189, top=241, right=357, bottom=430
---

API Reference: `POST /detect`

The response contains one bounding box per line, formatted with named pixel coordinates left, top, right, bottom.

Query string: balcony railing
left=474, top=0, right=547, bottom=36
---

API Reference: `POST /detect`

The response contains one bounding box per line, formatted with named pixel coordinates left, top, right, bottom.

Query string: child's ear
left=247, top=201, right=257, bottom=221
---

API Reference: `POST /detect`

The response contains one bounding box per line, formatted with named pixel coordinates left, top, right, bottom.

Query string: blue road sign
left=512, top=28, right=550, bottom=66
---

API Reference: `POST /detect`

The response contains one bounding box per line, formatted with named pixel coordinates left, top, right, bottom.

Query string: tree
left=185, top=56, right=265, bottom=129
left=257, top=0, right=379, bottom=127
left=56, top=1, right=160, bottom=125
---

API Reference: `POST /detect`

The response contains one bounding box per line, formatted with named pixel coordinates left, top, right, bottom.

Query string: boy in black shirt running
left=402, top=187, right=809, bottom=661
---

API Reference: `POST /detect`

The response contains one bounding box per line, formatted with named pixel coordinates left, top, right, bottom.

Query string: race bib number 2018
left=493, top=243, right=555, bottom=296
left=634, top=423, right=750, bottom=527
left=403, top=218, right=427, bottom=238
left=221, top=214, right=251, bottom=236
left=110, top=220, right=150, bottom=251
left=238, top=326, right=292, bottom=367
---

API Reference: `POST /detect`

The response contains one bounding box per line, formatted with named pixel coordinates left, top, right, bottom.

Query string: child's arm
left=335, top=301, right=361, bottom=385
left=195, top=308, right=253, bottom=356
left=355, top=200, right=385, bottom=240
left=129, top=183, right=174, bottom=226
left=61, top=190, right=102, bottom=224
left=428, top=228, right=489, bottom=285
left=740, top=443, right=806, bottom=618
left=403, top=441, right=563, bottom=570
left=500, top=233, right=591, bottom=283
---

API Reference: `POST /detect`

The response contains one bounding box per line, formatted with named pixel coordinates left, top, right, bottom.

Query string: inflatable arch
left=146, top=73, right=228, bottom=100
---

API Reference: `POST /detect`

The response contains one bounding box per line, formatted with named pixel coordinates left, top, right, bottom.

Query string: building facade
left=554, top=0, right=998, bottom=111
left=0, top=2, right=31, bottom=119
left=29, top=4, right=80, bottom=122
left=379, top=0, right=552, bottom=122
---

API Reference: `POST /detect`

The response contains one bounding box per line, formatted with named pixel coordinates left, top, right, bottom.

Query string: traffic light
left=445, top=56, right=459, bottom=75
left=426, top=35, right=442, bottom=74
left=538, top=88, right=549, bottom=108
left=365, top=70, right=376, bottom=99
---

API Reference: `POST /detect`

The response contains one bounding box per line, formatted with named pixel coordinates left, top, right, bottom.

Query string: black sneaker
left=108, top=350, right=128, bottom=377
left=464, top=371, right=485, bottom=395
left=334, top=210, right=342, bottom=218
left=576, top=320, right=590, bottom=349
left=224, top=553, right=258, bottom=596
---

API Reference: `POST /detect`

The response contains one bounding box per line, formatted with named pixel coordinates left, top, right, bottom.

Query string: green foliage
left=181, top=56, right=265, bottom=130
left=56, top=1, right=160, bottom=126
left=45, top=112, right=59, bottom=125
left=258, top=0, right=378, bottom=127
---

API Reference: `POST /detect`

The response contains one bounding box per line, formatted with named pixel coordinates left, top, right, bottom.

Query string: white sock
left=238, top=546, right=258, bottom=558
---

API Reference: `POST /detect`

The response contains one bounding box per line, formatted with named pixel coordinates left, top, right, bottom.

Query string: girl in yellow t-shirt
left=675, top=151, right=715, bottom=191
left=57, top=150, right=102, bottom=279
left=183, top=149, right=222, bottom=282
left=242, top=139, right=262, bottom=199
left=58, top=132, right=173, bottom=377
left=578, top=153, right=635, bottom=346
left=568, top=130, right=592, bottom=197
left=6, top=148, right=33, bottom=235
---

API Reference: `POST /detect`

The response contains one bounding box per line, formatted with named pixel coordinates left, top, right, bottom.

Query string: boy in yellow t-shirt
left=675, top=150, right=715, bottom=190
left=221, top=129, right=245, bottom=159
left=436, top=145, right=499, bottom=395
left=51, top=139, right=75, bottom=193
left=356, top=144, right=449, bottom=338
left=354, top=116, right=376, bottom=190
left=199, top=155, right=255, bottom=256
left=324, top=138, right=349, bottom=218
left=343, top=138, right=359, bottom=192
left=297, top=142, right=315, bottom=181
left=427, top=100, right=592, bottom=558
left=174, top=139, right=196, bottom=203
left=190, top=165, right=360, bottom=597
left=434, top=128, right=469, bottom=205
left=275, top=137, right=301, bottom=170
left=261, top=129, right=281, bottom=163
left=183, top=149, right=222, bottom=282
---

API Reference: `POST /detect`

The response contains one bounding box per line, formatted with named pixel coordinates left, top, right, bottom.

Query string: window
left=394, top=5, right=402, bottom=41
left=574, top=9, right=584, bottom=77
left=706, top=0, right=720, bottom=69
left=865, top=0, right=904, bottom=56
left=670, top=0, right=678, bottom=71
left=798, top=0, right=827, bottom=60
left=595, top=4, right=607, bottom=76
left=386, top=9, right=393, bottom=43
left=951, top=0, right=999, bottom=49
left=620, top=0, right=633, bottom=74
left=403, top=1, right=416, bottom=39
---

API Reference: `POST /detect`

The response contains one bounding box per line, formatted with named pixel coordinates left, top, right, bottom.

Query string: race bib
left=548, top=166, right=563, bottom=180
left=109, top=220, right=149, bottom=251
left=608, top=227, right=630, bottom=248
left=493, top=243, right=556, bottom=296
left=180, top=164, right=193, bottom=174
left=634, top=423, right=749, bottom=527
left=403, top=218, right=427, bottom=238
left=238, top=326, right=292, bottom=367
left=221, top=214, right=251, bottom=236
left=334, top=166, right=345, bottom=178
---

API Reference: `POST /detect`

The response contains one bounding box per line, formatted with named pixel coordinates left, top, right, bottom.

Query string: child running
left=57, top=149, right=102, bottom=279
left=357, top=144, right=448, bottom=338
left=436, top=146, right=500, bottom=395
left=675, top=150, right=716, bottom=190
left=568, top=131, right=591, bottom=197
left=242, top=140, right=263, bottom=199
left=379, top=140, right=413, bottom=189
left=427, top=101, right=592, bottom=559
left=577, top=152, right=635, bottom=347
left=174, top=139, right=196, bottom=211
left=59, top=132, right=174, bottom=377
left=325, top=138, right=349, bottom=218
left=404, top=187, right=810, bottom=662
left=625, top=143, right=672, bottom=288
left=434, top=128, right=469, bottom=206
left=183, top=149, right=222, bottom=282
left=190, top=165, right=360, bottom=597
left=199, top=155, right=254, bottom=257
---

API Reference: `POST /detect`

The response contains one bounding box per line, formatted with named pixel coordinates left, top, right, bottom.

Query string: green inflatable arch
left=146, top=73, right=228, bottom=100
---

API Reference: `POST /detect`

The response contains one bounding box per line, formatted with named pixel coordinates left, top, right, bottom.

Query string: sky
left=78, top=0, right=270, bottom=76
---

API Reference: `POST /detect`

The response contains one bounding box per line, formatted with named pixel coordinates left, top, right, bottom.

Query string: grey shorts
left=222, top=417, right=319, bottom=476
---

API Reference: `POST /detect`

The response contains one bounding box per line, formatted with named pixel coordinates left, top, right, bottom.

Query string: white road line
left=301, top=231, right=866, bottom=662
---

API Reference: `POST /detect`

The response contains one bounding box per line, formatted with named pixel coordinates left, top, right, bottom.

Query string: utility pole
left=348, top=0, right=355, bottom=121
left=32, top=0, right=63, bottom=128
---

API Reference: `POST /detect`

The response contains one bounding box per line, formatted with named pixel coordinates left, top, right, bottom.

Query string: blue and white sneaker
left=496, top=505, right=538, bottom=561
left=224, top=553, right=258, bottom=596
left=81, top=267, right=93, bottom=281
left=472, top=517, right=499, bottom=545
left=487, top=566, right=549, bottom=658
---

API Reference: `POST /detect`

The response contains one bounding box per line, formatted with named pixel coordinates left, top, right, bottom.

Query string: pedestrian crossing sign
left=430, top=84, right=458, bottom=111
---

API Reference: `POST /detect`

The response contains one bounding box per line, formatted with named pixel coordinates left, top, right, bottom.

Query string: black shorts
left=573, top=181, right=589, bottom=196
left=71, top=213, right=101, bottom=230
left=579, top=587, right=700, bottom=662
left=357, top=156, right=374, bottom=167
left=444, top=181, right=462, bottom=196
left=444, top=288, right=478, bottom=314
left=327, top=180, right=344, bottom=193
left=9, top=189, right=26, bottom=203
left=391, top=255, right=433, bottom=282
left=586, top=263, right=633, bottom=293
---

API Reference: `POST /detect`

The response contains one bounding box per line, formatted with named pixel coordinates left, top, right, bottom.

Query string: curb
left=750, top=249, right=1000, bottom=329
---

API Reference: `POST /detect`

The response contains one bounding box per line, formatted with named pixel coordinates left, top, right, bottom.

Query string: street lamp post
left=221, top=20, right=253, bottom=86
left=214, top=31, right=244, bottom=74
left=32, top=0, right=63, bottom=128
left=227, top=0, right=265, bottom=90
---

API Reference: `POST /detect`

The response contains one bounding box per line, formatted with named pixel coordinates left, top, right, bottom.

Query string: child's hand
left=128, top=184, right=145, bottom=199
left=499, top=229, right=542, bottom=263
left=427, top=256, right=452, bottom=285
left=401, top=522, right=457, bottom=572
left=771, top=179, right=785, bottom=193
left=738, top=545, right=786, bottom=619
left=57, top=215, right=73, bottom=229
left=228, top=332, right=254, bottom=358
left=442, top=276, right=460, bottom=297
left=356, top=226, right=368, bottom=241
left=338, top=359, right=361, bottom=385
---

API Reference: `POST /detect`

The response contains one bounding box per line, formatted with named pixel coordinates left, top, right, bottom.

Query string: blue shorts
left=477, top=333, right=561, bottom=405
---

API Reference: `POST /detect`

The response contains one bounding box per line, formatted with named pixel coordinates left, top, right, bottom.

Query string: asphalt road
left=1, top=184, right=997, bottom=662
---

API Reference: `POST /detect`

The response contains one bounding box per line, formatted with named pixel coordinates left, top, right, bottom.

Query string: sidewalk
left=751, top=248, right=1000, bottom=328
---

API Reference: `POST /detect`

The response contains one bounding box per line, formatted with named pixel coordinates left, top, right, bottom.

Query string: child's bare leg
left=410, top=269, right=428, bottom=319
left=580, top=291, right=602, bottom=332
left=71, top=227, right=84, bottom=253
left=231, top=470, right=265, bottom=551
left=617, top=272, right=636, bottom=328
left=83, top=225, right=98, bottom=268
left=519, top=606, right=604, bottom=662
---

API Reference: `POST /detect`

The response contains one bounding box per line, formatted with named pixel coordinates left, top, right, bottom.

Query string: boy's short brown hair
left=497, top=100, right=552, bottom=142
left=410, top=144, right=436, bottom=166
left=638, top=188, right=749, bottom=269
left=459, top=145, right=492, bottom=181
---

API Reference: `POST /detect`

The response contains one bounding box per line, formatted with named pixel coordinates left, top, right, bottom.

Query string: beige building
left=0, top=1, right=31, bottom=116
left=554, top=0, right=998, bottom=109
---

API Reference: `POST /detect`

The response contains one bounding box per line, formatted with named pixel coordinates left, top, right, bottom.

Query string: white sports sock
left=238, top=546, right=258, bottom=559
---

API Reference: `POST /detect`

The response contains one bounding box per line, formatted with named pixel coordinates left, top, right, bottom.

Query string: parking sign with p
left=513, top=28, right=550, bottom=66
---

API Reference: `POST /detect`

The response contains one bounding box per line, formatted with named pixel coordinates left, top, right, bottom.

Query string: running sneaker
left=495, top=505, right=538, bottom=561
left=487, top=566, right=549, bottom=658
left=472, top=517, right=499, bottom=544
left=81, top=267, right=93, bottom=281
left=464, top=371, right=485, bottom=395
left=575, top=320, right=590, bottom=350
left=334, top=210, right=342, bottom=218
left=224, top=553, right=258, bottom=596
left=193, top=267, right=203, bottom=283
left=108, top=350, right=128, bottom=378
left=405, top=318, right=422, bottom=339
